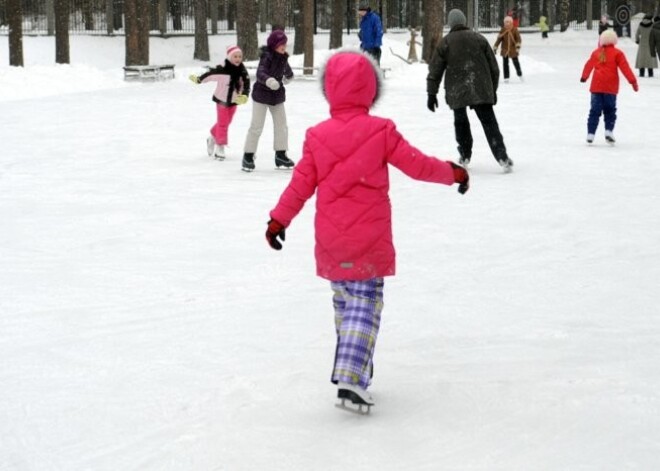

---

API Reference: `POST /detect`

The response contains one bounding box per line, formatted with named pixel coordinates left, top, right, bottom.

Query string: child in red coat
left=580, top=29, right=638, bottom=144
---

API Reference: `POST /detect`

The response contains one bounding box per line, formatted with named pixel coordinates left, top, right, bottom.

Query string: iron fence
left=0, top=0, right=655, bottom=36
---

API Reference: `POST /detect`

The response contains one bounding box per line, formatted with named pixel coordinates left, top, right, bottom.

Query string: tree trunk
left=259, top=0, right=267, bottom=32
left=125, top=0, right=149, bottom=65
left=194, top=0, right=210, bottom=60
left=171, top=0, right=182, bottom=30
left=422, top=0, right=442, bottom=63
left=271, top=0, right=287, bottom=30
left=302, top=0, right=314, bottom=74
left=46, top=0, right=55, bottom=35
left=55, top=0, right=70, bottom=64
left=7, top=0, right=23, bottom=66
left=236, top=0, right=258, bottom=60
left=227, top=0, right=236, bottom=31
left=138, top=0, right=149, bottom=63
left=210, top=0, right=218, bottom=35
left=293, top=0, right=304, bottom=54
left=409, top=0, right=420, bottom=28
left=83, top=0, right=94, bottom=30
left=329, top=0, right=343, bottom=49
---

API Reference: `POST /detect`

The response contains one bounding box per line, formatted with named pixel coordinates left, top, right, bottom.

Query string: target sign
left=615, top=5, right=631, bottom=25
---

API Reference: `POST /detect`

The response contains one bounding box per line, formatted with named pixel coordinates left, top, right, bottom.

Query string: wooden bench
left=123, top=64, right=176, bottom=81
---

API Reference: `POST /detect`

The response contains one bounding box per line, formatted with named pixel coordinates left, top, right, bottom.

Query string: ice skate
left=586, top=133, right=595, bottom=144
left=457, top=146, right=470, bottom=167
left=605, top=130, right=616, bottom=145
left=335, top=382, right=374, bottom=415
left=498, top=157, right=514, bottom=173
left=206, top=135, right=215, bottom=157
left=214, top=144, right=226, bottom=161
left=242, top=153, right=255, bottom=172
left=275, top=151, right=295, bottom=169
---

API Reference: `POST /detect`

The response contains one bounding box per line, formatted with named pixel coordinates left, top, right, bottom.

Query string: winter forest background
left=3, top=0, right=660, bottom=67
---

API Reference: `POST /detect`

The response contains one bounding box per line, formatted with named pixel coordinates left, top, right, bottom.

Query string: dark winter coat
left=199, top=60, right=250, bottom=106
left=649, top=20, right=660, bottom=60
left=494, top=26, right=522, bottom=58
left=251, top=46, right=294, bottom=106
left=427, top=25, right=499, bottom=110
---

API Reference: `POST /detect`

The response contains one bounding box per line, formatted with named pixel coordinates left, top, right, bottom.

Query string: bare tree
left=302, top=0, right=314, bottom=74
left=7, top=0, right=23, bottom=66
left=125, top=0, right=150, bottom=65
left=194, top=0, right=210, bottom=61
left=422, top=0, right=443, bottom=62
left=236, top=0, right=258, bottom=60
left=271, top=0, right=287, bottom=30
left=293, top=0, right=304, bottom=54
left=329, top=0, right=343, bottom=49
left=55, top=0, right=69, bottom=64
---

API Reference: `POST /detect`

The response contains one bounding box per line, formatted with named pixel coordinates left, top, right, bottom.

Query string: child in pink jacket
left=190, top=45, right=250, bottom=160
left=265, top=50, right=469, bottom=413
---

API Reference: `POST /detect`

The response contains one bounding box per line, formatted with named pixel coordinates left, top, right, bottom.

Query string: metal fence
left=0, top=0, right=656, bottom=36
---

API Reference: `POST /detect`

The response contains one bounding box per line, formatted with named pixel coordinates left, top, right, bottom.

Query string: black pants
left=639, top=68, right=654, bottom=77
left=362, top=47, right=382, bottom=65
left=502, top=56, right=522, bottom=79
left=453, top=105, right=509, bottom=162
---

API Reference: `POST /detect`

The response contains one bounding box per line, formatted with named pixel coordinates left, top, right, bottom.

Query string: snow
left=2, top=29, right=660, bottom=470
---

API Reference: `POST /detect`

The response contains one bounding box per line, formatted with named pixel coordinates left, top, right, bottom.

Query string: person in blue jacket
left=358, top=2, right=383, bottom=64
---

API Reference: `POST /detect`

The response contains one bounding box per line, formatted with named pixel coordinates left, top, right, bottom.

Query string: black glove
left=493, top=92, right=498, bottom=106
left=427, top=95, right=438, bottom=112
left=448, top=161, right=470, bottom=194
left=266, top=219, right=286, bottom=250
left=580, top=77, right=587, bottom=83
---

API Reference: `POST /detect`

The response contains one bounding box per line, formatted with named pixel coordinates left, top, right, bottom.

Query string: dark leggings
left=502, top=56, right=522, bottom=79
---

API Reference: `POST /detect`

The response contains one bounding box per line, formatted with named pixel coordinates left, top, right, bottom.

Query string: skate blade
left=241, top=167, right=254, bottom=172
left=275, top=166, right=294, bottom=170
left=214, top=156, right=226, bottom=161
left=335, top=399, right=372, bottom=415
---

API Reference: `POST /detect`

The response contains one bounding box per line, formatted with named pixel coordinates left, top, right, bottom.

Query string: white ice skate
left=206, top=136, right=215, bottom=157
left=605, top=130, right=616, bottom=145
left=586, top=133, right=595, bottom=144
left=335, top=382, right=374, bottom=415
left=214, top=144, right=226, bottom=160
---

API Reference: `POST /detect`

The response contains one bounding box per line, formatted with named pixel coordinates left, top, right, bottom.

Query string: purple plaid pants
left=330, top=278, right=384, bottom=389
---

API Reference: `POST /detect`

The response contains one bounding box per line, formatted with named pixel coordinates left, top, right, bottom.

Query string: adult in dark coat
left=427, top=9, right=513, bottom=172
left=650, top=16, right=660, bottom=62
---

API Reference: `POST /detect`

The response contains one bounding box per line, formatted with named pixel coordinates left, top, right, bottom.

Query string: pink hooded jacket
left=269, top=51, right=456, bottom=281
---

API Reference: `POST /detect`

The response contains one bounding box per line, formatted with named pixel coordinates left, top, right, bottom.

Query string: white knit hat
left=599, top=29, right=618, bottom=46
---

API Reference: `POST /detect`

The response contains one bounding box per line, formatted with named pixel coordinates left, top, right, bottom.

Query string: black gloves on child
left=449, top=162, right=470, bottom=194
left=266, top=219, right=286, bottom=250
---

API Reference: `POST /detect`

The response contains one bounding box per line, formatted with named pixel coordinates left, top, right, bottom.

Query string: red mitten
left=266, top=219, right=286, bottom=250
left=448, top=162, right=469, bottom=194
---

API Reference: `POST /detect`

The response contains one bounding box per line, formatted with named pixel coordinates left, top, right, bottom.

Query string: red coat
left=581, top=45, right=637, bottom=94
left=270, top=52, right=455, bottom=281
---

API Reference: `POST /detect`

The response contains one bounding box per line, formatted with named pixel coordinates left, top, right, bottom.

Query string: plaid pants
left=330, top=278, right=384, bottom=389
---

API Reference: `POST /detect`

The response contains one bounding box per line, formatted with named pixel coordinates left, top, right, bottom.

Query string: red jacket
left=581, top=45, right=637, bottom=94
left=270, top=52, right=455, bottom=281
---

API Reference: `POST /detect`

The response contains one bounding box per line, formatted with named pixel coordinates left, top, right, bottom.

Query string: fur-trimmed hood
left=319, top=49, right=383, bottom=116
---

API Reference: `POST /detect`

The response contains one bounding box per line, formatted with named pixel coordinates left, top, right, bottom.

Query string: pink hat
left=226, top=45, right=242, bottom=57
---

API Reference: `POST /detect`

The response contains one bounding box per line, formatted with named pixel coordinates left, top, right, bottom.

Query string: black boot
left=242, top=152, right=255, bottom=172
left=275, top=150, right=295, bottom=169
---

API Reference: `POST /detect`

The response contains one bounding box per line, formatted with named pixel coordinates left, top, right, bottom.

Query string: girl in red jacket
left=264, top=50, right=469, bottom=413
left=581, top=29, right=638, bottom=144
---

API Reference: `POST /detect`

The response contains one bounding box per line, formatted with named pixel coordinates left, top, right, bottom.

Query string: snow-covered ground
left=1, top=29, right=659, bottom=470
